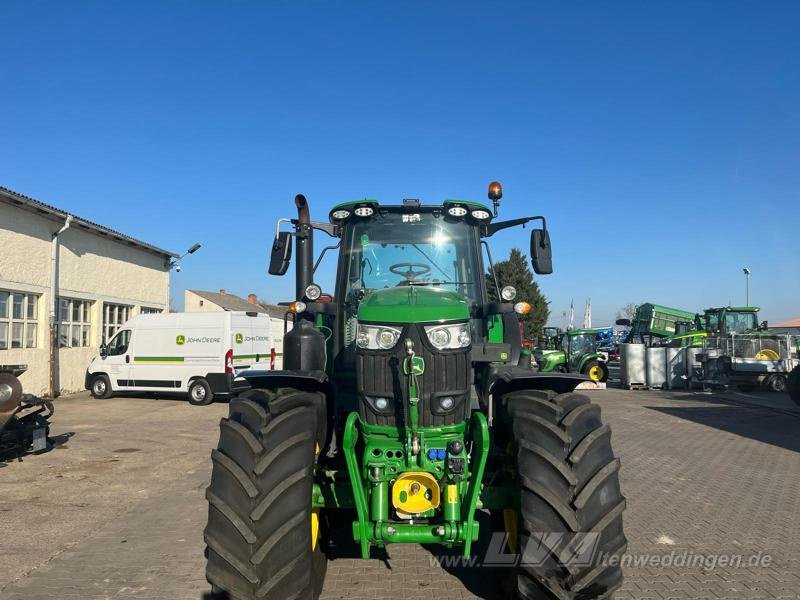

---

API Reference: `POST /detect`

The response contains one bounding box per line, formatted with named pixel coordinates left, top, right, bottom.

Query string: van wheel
left=189, top=378, right=214, bottom=406
left=90, top=375, right=112, bottom=399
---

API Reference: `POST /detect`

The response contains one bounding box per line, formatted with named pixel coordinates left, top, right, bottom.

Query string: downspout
left=49, top=215, right=73, bottom=398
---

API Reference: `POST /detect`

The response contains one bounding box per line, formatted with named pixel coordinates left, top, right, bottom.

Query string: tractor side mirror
left=268, top=232, right=292, bottom=276
left=760, top=320, right=768, bottom=330
left=530, top=229, right=553, bottom=275
left=99, top=344, right=108, bottom=359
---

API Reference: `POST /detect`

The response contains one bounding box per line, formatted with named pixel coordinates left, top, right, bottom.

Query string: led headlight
left=354, top=206, right=374, bottom=217
left=447, top=206, right=468, bottom=217
left=500, top=285, right=517, bottom=301
left=331, top=209, right=351, bottom=220
left=356, top=324, right=402, bottom=350
left=470, top=209, right=491, bottom=220
left=304, top=283, right=322, bottom=301
left=424, top=323, right=471, bottom=350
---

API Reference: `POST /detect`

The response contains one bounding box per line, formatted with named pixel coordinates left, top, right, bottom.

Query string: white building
left=0, top=186, right=176, bottom=396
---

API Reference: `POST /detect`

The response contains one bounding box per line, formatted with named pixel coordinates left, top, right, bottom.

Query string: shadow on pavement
left=646, top=403, right=800, bottom=453
left=418, top=511, right=507, bottom=600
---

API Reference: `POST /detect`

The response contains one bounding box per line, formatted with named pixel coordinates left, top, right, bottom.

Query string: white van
left=85, top=311, right=275, bottom=405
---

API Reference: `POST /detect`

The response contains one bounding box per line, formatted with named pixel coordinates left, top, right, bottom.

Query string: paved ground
left=1, top=387, right=799, bottom=600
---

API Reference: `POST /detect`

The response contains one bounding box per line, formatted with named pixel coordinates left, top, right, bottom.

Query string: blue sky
left=1, top=1, right=798, bottom=325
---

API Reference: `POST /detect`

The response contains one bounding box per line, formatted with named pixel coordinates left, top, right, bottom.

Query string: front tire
left=90, top=375, right=112, bottom=399
left=503, top=389, right=626, bottom=598
left=204, top=387, right=327, bottom=599
left=188, top=378, right=214, bottom=406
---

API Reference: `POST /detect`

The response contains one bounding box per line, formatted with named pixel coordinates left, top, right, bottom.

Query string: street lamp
left=742, top=267, right=751, bottom=306
left=169, top=242, right=202, bottom=272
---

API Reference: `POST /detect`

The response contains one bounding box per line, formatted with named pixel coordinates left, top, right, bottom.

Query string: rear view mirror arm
left=484, top=215, right=547, bottom=238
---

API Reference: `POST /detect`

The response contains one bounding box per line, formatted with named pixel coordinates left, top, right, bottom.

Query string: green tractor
left=534, top=329, right=610, bottom=383
left=664, top=306, right=765, bottom=349
left=203, top=183, right=626, bottom=599
left=539, top=326, right=562, bottom=350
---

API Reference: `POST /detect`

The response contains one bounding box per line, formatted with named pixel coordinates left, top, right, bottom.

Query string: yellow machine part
left=392, top=471, right=440, bottom=515
left=588, top=365, right=603, bottom=381
left=755, top=349, right=780, bottom=360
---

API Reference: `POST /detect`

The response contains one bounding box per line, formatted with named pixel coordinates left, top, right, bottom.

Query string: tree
left=485, top=248, right=550, bottom=339
left=615, top=303, right=638, bottom=322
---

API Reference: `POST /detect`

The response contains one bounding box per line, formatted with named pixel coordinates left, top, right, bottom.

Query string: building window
left=139, top=307, right=162, bottom=315
left=103, top=303, right=132, bottom=342
left=0, top=290, right=39, bottom=350
left=58, top=298, right=93, bottom=348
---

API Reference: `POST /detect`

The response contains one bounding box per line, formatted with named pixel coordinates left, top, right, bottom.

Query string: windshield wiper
left=407, top=280, right=472, bottom=287
left=410, top=244, right=452, bottom=279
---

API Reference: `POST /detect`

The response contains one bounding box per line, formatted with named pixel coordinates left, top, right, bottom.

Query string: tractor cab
left=703, top=306, right=762, bottom=335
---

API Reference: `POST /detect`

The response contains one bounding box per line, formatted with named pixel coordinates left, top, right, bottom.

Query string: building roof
left=773, top=317, right=800, bottom=328
left=0, top=185, right=178, bottom=259
left=187, top=289, right=287, bottom=319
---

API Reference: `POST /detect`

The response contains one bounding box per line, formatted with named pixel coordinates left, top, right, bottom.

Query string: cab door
left=103, top=329, right=133, bottom=389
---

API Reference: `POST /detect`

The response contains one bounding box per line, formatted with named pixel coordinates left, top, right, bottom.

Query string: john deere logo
left=235, top=333, right=244, bottom=344
left=176, top=335, right=186, bottom=345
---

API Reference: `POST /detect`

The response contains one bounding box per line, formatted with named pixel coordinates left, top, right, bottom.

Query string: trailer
left=695, top=334, right=799, bottom=392
left=626, top=303, right=697, bottom=345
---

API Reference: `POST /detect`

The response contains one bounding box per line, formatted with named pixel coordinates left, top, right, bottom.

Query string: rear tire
left=502, top=389, right=626, bottom=599
left=188, top=378, right=214, bottom=406
left=204, top=387, right=327, bottom=599
left=90, top=375, right=112, bottom=399
left=767, top=374, right=787, bottom=393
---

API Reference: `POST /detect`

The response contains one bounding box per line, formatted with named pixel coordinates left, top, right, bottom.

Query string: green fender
left=577, top=353, right=604, bottom=373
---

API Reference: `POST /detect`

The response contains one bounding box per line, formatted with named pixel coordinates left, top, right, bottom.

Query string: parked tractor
left=539, top=326, right=562, bottom=350
left=534, top=329, right=610, bottom=383
left=0, top=364, right=53, bottom=457
left=203, top=184, right=626, bottom=599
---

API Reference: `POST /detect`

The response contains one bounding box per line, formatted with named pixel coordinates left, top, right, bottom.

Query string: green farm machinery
left=203, top=183, right=626, bottom=599
left=539, top=326, right=562, bottom=350
left=534, top=329, right=610, bottom=383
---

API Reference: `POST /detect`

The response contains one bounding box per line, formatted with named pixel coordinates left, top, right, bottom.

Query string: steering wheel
left=389, top=262, right=432, bottom=282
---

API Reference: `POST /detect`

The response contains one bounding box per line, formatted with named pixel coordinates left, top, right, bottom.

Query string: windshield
left=724, top=311, right=757, bottom=334
left=339, top=211, right=483, bottom=303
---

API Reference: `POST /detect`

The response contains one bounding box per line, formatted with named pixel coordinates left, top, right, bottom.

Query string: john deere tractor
left=534, top=329, right=610, bottom=383
left=203, top=183, right=626, bottom=599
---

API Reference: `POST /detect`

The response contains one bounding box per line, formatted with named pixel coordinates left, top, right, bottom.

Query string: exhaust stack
left=294, top=194, right=313, bottom=299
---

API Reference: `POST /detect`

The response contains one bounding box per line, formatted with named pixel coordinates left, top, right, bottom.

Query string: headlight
left=424, top=323, right=471, bottom=350
left=356, top=324, right=402, bottom=350
left=500, top=285, right=517, bottom=301
left=304, top=283, right=322, bottom=301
